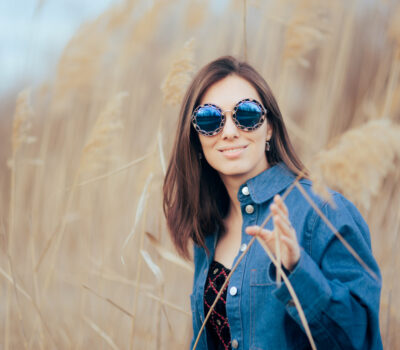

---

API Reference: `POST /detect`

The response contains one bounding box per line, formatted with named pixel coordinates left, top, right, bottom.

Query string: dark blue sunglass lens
left=235, top=101, right=263, bottom=128
left=195, top=106, right=223, bottom=133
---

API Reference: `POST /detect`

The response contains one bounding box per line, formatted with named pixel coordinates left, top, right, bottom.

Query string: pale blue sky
left=0, top=0, right=379, bottom=98
left=0, top=0, right=117, bottom=96
left=0, top=0, right=230, bottom=97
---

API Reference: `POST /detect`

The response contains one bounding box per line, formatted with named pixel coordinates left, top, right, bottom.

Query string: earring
left=265, top=141, right=270, bottom=151
left=198, top=152, right=203, bottom=159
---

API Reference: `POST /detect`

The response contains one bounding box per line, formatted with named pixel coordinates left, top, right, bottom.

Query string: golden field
left=0, top=0, right=400, bottom=348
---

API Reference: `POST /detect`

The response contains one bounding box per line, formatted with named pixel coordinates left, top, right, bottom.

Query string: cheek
left=198, top=135, right=216, bottom=154
left=198, top=136, right=220, bottom=166
left=250, top=125, right=268, bottom=148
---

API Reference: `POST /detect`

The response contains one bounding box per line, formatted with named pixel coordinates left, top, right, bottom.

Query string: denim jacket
left=190, top=162, right=382, bottom=350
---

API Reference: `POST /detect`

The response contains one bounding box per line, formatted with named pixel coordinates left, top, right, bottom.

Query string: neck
left=219, top=174, right=245, bottom=219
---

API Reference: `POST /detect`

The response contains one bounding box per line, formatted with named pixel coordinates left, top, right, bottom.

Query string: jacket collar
left=238, top=162, right=297, bottom=204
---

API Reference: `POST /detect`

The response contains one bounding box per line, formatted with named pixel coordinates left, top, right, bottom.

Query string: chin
left=215, top=164, right=253, bottom=177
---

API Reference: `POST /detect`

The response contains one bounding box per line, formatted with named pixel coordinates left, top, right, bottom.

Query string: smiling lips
left=218, top=145, right=248, bottom=158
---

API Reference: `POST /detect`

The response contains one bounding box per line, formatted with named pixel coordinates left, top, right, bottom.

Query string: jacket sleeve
left=189, top=293, right=197, bottom=350
left=270, top=192, right=383, bottom=350
left=189, top=243, right=208, bottom=350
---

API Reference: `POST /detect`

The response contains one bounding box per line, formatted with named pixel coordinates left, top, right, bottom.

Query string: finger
left=276, top=195, right=289, bottom=215
left=247, top=225, right=300, bottom=268
left=246, top=226, right=274, bottom=243
left=273, top=202, right=296, bottom=243
left=246, top=226, right=271, bottom=237
left=274, top=195, right=288, bottom=216
left=279, top=234, right=299, bottom=253
left=271, top=203, right=291, bottom=228
left=280, top=234, right=301, bottom=261
left=275, top=235, right=301, bottom=271
left=274, top=215, right=293, bottom=237
left=273, top=216, right=297, bottom=242
left=245, top=225, right=262, bottom=235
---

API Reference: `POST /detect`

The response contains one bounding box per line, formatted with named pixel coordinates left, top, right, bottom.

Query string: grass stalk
left=255, top=236, right=316, bottom=350
left=381, top=48, right=400, bottom=119
left=275, top=227, right=282, bottom=287
left=243, top=0, right=248, bottom=60
left=0, top=267, right=58, bottom=348
left=146, top=293, right=191, bottom=317
left=129, top=190, right=150, bottom=350
left=82, top=316, right=120, bottom=350
left=82, top=284, right=134, bottom=318
left=192, top=175, right=302, bottom=350
left=294, top=182, right=379, bottom=281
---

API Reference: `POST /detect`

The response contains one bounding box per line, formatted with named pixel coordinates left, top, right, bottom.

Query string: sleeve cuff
left=269, top=249, right=332, bottom=322
left=269, top=260, right=294, bottom=280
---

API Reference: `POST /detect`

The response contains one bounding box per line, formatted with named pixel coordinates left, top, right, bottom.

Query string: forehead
left=200, top=74, right=261, bottom=108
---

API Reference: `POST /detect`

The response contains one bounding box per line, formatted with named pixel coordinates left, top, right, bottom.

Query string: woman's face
left=198, top=74, right=272, bottom=182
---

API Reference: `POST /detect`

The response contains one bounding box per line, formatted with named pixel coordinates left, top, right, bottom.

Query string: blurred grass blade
left=82, top=316, right=120, bottom=350
left=140, top=250, right=164, bottom=286
left=146, top=292, right=191, bottom=316
left=121, top=172, right=153, bottom=264
left=145, top=231, right=193, bottom=272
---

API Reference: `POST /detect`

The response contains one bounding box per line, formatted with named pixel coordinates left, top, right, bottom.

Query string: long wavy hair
left=163, top=56, right=306, bottom=259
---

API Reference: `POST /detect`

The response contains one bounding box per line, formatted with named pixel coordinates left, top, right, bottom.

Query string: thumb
left=246, top=226, right=272, bottom=239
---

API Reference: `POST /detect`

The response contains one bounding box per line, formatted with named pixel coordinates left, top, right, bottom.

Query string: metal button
left=216, top=319, right=221, bottom=326
left=287, top=299, right=295, bottom=307
left=232, top=339, right=239, bottom=348
left=213, top=268, right=219, bottom=275
left=245, top=204, right=254, bottom=214
left=240, top=243, right=247, bottom=252
left=229, top=286, right=237, bottom=296
left=241, top=186, right=249, bottom=195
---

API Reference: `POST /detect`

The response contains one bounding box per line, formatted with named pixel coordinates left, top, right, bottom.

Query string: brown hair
left=163, top=56, right=307, bottom=259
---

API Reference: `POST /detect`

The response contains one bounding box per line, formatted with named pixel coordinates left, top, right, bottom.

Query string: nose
left=220, top=111, right=239, bottom=139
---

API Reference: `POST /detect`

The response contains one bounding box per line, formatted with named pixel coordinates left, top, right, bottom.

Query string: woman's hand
left=246, top=194, right=300, bottom=271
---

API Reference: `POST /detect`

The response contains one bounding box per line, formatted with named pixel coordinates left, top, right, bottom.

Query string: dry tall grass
left=1, top=0, right=400, bottom=348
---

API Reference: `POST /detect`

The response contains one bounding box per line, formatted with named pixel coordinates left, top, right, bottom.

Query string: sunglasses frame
left=191, top=98, right=267, bottom=136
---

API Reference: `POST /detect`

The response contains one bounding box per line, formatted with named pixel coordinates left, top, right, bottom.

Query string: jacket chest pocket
left=249, top=267, right=310, bottom=350
left=249, top=266, right=285, bottom=350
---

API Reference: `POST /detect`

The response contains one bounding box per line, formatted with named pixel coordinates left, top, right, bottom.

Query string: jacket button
left=241, top=186, right=249, bottom=195
left=240, top=243, right=247, bottom=252
left=287, top=299, right=295, bottom=307
left=232, top=339, right=239, bottom=348
left=229, top=286, right=237, bottom=296
left=245, top=204, right=254, bottom=214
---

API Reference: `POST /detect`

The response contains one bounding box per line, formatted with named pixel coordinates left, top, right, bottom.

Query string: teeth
left=223, top=147, right=244, bottom=153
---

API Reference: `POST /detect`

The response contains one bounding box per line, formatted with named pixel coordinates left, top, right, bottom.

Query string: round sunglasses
left=191, top=98, right=267, bottom=136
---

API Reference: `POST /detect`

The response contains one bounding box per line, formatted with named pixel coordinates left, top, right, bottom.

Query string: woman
left=163, top=56, right=382, bottom=350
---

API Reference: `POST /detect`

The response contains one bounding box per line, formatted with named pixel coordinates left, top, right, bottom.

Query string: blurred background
left=1, top=0, right=400, bottom=348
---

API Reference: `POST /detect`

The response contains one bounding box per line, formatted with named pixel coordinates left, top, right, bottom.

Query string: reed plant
left=0, top=0, right=399, bottom=348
